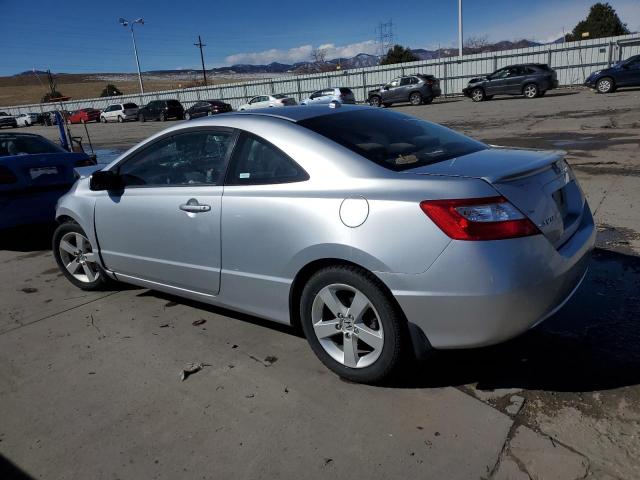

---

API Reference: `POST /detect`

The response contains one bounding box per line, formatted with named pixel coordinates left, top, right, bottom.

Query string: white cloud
left=224, top=40, right=378, bottom=65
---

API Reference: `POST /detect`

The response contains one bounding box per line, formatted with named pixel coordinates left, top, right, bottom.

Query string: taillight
left=0, top=166, right=18, bottom=184
left=419, top=196, right=539, bottom=241
left=426, top=79, right=434, bottom=85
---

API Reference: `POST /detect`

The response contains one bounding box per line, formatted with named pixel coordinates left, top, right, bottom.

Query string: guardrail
left=2, top=33, right=639, bottom=115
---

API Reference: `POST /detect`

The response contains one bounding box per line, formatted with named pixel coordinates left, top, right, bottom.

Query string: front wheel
left=53, top=222, right=111, bottom=291
left=369, top=96, right=382, bottom=107
left=100, top=116, right=107, bottom=123
left=117, top=116, right=123, bottom=123
left=300, top=265, right=406, bottom=384
left=139, top=113, right=146, bottom=122
left=185, top=112, right=191, bottom=120
left=471, top=88, right=485, bottom=102
left=523, top=83, right=539, bottom=99
left=160, top=113, right=166, bottom=122
left=409, top=92, right=423, bottom=106
left=596, top=77, right=614, bottom=94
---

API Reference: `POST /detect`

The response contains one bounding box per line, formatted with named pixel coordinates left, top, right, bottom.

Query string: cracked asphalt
left=1, top=88, right=639, bottom=479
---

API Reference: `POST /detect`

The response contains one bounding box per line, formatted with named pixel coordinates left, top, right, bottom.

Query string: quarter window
left=118, top=130, right=234, bottom=187
left=226, top=133, right=308, bottom=185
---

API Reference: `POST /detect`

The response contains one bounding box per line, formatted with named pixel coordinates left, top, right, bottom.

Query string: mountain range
left=14, top=40, right=545, bottom=77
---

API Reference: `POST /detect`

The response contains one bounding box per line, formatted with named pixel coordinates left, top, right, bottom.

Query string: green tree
left=100, top=84, right=123, bottom=97
left=41, top=91, right=64, bottom=103
left=566, top=3, right=629, bottom=41
left=380, top=45, right=418, bottom=65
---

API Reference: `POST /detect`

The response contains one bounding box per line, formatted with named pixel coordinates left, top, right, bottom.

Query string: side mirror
left=90, top=170, right=123, bottom=191
left=382, top=85, right=389, bottom=91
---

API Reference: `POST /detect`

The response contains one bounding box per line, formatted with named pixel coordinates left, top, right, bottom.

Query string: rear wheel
left=596, top=77, right=614, bottom=94
left=185, top=112, right=191, bottom=120
left=409, top=92, right=423, bottom=106
left=139, top=113, right=146, bottom=122
left=100, top=116, right=107, bottom=123
left=117, top=115, right=123, bottom=123
left=53, top=222, right=110, bottom=291
left=471, top=88, right=485, bottom=102
left=300, top=265, right=406, bottom=383
left=160, top=112, right=166, bottom=122
left=369, top=95, right=382, bottom=107
left=523, top=83, right=539, bottom=99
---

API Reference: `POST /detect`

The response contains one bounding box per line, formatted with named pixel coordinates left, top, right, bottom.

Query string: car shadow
left=481, top=90, right=582, bottom=102
left=135, top=289, right=305, bottom=338
left=391, top=248, right=640, bottom=393
left=0, top=223, right=55, bottom=252
left=0, top=454, right=35, bottom=480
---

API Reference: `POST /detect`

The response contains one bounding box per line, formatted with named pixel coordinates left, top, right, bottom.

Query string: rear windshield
left=272, top=94, right=287, bottom=99
left=166, top=100, right=181, bottom=107
left=0, top=135, right=65, bottom=156
left=298, top=109, right=487, bottom=171
left=123, top=103, right=138, bottom=109
left=339, top=88, right=353, bottom=95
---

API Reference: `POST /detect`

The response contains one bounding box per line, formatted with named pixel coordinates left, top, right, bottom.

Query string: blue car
left=584, top=54, right=640, bottom=93
left=0, top=133, right=95, bottom=229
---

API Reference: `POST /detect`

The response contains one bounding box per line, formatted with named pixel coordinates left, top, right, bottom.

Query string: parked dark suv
left=463, top=64, right=558, bottom=102
left=584, top=55, right=640, bottom=94
left=368, top=74, right=441, bottom=107
left=184, top=100, right=232, bottom=120
left=138, top=99, right=184, bottom=122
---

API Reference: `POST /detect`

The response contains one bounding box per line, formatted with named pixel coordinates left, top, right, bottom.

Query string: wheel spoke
left=83, top=252, right=96, bottom=263
left=82, top=263, right=96, bottom=282
left=355, top=324, right=383, bottom=350
left=75, top=233, right=85, bottom=251
left=60, top=240, right=76, bottom=254
left=319, top=288, right=344, bottom=317
left=313, top=319, right=340, bottom=339
left=342, top=333, right=359, bottom=367
left=66, top=258, right=81, bottom=274
left=348, top=291, right=370, bottom=323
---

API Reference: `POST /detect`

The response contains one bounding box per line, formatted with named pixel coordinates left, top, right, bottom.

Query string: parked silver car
left=301, top=87, right=356, bottom=105
left=238, top=94, right=297, bottom=111
left=53, top=105, right=594, bottom=383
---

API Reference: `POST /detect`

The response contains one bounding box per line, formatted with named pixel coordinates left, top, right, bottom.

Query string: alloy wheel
left=409, top=92, right=422, bottom=105
left=311, top=284, right=384, bottom=368
left=524, top=84, right=538, bottom=98
left=370, top=96, right=381, bottom=107
left=597, top=79, right=612, bottom=93
left=472, top=89, right=484, bottom=102
left=58, top=232, right=100, bottom=283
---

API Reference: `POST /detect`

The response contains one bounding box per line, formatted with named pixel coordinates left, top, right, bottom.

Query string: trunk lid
left=403, top=147, right=586, bottom=248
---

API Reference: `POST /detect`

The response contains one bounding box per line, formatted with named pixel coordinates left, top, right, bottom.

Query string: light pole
left=458, top=0, right=463, bottom=58
left=119, top=17, right=145, bottom=94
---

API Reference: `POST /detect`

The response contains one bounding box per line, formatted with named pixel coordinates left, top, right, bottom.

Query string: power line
left=194, top=35, right=207, bottom=86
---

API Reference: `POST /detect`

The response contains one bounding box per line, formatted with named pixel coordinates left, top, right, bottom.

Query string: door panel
left=94, top=129, right=235, bottom=295
left=95, top=187, right=223, bottom=295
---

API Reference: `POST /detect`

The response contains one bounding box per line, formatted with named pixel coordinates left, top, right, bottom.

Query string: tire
left=409, top=91, right=423, bottom=106
left=100, top=116, right=107, bottom=123
left=369, top=95, right=382, bottom=107
left=300, top=265, right=407, bottom=384
left=471, top=88, right=485, bottom=102
left=53, top=222, right=111, bottom=291
left=185, top=112, right=191, bottom=120
left=523, top=83, right=539, bottom=99
left=160, top=113, right=166, bottom=122
left=596, top=77, right=614, bottom=94
left=117, top=115, right=123, bottom=123
left=139, top=113, right=146, bottom=122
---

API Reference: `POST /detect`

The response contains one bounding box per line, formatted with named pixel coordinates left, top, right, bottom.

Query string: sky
left=1, top=0, right=639, bottom=75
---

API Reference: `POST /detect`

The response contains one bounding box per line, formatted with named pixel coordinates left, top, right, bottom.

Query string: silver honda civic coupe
left=53, top=105, right=595, bottom=383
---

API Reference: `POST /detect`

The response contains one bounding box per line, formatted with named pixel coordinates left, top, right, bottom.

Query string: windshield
left=0, top=135, right=65, bottom=156
left=298, top=109, right=487, bottom=171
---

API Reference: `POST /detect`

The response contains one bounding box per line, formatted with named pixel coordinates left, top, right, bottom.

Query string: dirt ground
left=1, top=87, right=639, bottom=479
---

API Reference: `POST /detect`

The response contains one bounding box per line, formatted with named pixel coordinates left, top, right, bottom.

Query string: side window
left=491, top=68, right=509, bottom=79
left=118, top=130, right=234, bottom=187
left=310, top=91, right=321, bottom=99
left=411, top=77, right=420, bottom=84
left=321, top=89, right=334, bottom=96
left=226, top=133, right=308, bottom=185
left=115, top=105, right=123, bottom=111
left=400, top=77, right=412, bottom=86
left=508, top=67, right=524, bottom=77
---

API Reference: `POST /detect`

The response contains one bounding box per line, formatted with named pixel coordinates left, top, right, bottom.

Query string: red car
left=68, top=108, right=100, bottom=124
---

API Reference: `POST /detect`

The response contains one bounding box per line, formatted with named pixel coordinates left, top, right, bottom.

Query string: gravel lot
left=1, top=88, right=639, bottom=479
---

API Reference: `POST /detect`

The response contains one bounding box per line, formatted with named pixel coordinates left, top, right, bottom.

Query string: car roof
left=232, top=104, right=372, bottom=122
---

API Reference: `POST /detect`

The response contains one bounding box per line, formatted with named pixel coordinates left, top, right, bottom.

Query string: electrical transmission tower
left=375, top=20, right=394, bottom=57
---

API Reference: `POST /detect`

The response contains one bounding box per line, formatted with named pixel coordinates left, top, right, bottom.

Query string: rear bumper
left=0, top=187, right=71, bottom=229
left=377, top=203, right=595, bottom=349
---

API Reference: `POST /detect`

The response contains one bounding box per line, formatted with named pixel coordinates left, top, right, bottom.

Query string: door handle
left=179, top=198, right=211, bottom=213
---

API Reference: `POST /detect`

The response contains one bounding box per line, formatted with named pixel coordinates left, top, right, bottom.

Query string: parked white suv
left=100, top=103, right=139, bottom=123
